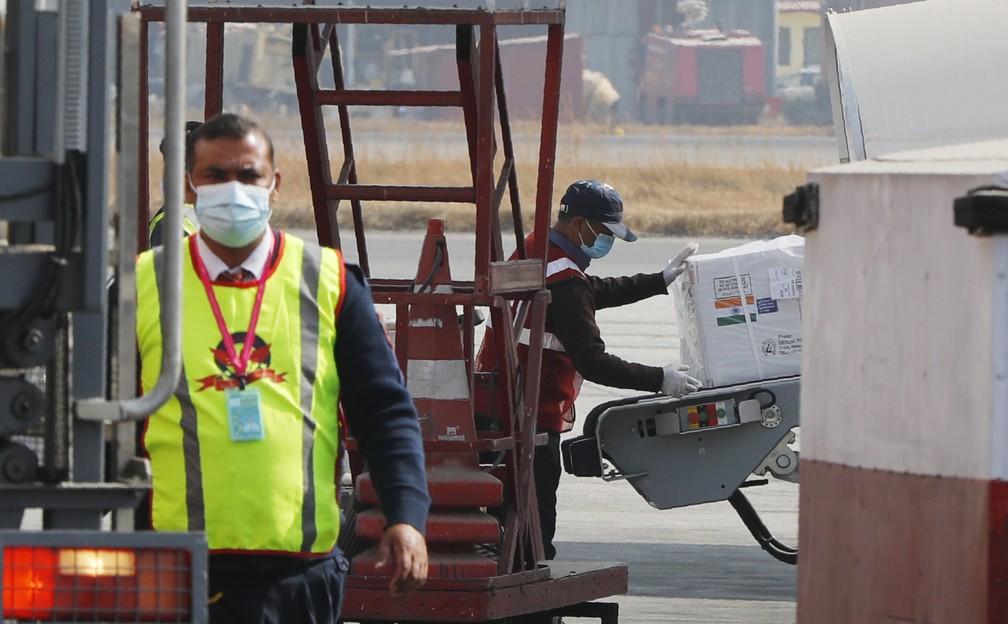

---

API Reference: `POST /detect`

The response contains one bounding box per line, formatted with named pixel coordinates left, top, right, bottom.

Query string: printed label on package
left=769, top=267, right=803, bottom=300
left=713, top=274, right=752, bottom=299
left=777, top=334, right=802, bottom=356
left=756, top=297, right=778, bottom=314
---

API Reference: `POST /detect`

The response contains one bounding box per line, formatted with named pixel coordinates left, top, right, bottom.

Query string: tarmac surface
left=335, top=230, right=800, bottom=624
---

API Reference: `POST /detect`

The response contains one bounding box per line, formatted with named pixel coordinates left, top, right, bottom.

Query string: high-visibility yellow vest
left=137, top=232, right=344, bottom=554
left=147, top=205, right=198, bottom=244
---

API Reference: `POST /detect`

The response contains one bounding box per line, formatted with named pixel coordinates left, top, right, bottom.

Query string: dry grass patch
left=149, top=116, right=813, bottom=238
left=263, top=150, right=804, bottom=238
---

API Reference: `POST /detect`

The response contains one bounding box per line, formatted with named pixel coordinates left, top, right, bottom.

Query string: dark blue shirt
left=336, top=262, right=430, bottom=533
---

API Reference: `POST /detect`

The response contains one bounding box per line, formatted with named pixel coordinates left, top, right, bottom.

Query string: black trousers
left=533, top=431, right=562, bottom=561
left=483, top=427, right=562, bottom=561
left=207, top=550, right=349, bottom=623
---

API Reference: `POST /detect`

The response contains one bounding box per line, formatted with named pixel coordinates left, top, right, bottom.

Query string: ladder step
left=355, top=508, right=501, bottom=544
left=314, top=88, right=463, bottom=108
left=327, top=184, right=474, bottom=203
left=356, top=466, right=503, bottom=507
left=351, top=547, right=498, bottom=579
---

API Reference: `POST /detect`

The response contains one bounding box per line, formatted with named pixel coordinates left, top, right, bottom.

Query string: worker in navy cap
left=557, top=178, right=638, bottom=243
left=475, top=178, right=700, bottom=562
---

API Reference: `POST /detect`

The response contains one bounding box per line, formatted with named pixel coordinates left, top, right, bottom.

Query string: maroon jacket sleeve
left=545, top=272, right=667, bottom=393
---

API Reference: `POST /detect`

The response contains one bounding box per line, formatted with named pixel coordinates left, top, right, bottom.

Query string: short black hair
left=159, top=120, right=203, bottom=157
left=157, top=120, right=202, bottom=171
left=556, top=210, right=576, bottom=224
left=184, top=113, right=275, bottom=172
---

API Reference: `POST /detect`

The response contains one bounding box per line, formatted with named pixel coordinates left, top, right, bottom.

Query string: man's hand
left=661, top=364, right=702, bottom=397
left=374, top=523, right=428, bottom=597
left=662, top=242, right=700, bottom=286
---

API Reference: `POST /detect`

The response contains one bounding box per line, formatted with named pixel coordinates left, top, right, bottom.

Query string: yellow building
left=777, top=0, right=824, bottom=73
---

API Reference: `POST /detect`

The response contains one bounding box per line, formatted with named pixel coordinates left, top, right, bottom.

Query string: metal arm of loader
left=562, top=376, right=801, bottom=563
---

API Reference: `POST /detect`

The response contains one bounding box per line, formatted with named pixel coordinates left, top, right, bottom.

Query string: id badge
left=226, top=387, right=265, bottom=442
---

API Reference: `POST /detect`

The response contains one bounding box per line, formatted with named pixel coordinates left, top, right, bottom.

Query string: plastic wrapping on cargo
left=673, top=235, right=804, bottom=388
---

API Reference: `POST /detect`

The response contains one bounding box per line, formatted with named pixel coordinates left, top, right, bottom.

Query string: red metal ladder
left=134, top=3, right=627, bottom=620
left=288, top=2, right=559, bottom=580
left=285, top=10, right=624, bottom=622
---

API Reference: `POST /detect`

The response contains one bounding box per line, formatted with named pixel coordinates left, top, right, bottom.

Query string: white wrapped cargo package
left=673, top=235, right=804, bottom=388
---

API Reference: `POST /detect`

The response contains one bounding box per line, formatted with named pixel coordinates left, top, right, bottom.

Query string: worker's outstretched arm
left=549, top=277, right=664, bottom=391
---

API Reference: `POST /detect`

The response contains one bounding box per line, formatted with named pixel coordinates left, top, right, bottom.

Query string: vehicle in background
left=777, top=65, right=831, bottom=126
left=638, top=27, right=766, bottom=126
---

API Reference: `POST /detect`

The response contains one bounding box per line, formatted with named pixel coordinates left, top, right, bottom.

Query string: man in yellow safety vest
left=136, top=112, right=430, bottom=622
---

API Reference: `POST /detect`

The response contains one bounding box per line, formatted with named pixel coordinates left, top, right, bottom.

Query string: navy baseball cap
left=559, top=179, right=638, bottom=242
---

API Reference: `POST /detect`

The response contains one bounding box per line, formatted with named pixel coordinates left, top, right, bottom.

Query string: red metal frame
left=134, top=2, right=626, bottom=621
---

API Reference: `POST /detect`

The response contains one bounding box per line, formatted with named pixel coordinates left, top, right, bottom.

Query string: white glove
left=661, top=364, right=702, bottom=397
left=662, top=241, right=700, bottom=286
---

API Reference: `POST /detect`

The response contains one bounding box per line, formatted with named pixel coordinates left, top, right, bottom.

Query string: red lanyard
left=190, top=235, right=274, bottom=387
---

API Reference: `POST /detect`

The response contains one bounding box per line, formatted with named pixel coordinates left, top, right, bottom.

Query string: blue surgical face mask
left=579, top=220, right=615, bottom=259
left=191, top=179, right=275, bottom=248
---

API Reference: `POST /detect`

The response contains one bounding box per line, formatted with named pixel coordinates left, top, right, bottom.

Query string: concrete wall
left=799, top=140, right=1008, bottom=622
left=564, top=0, right=644, bottom=123
left=777, top=10, right=822, bottom=74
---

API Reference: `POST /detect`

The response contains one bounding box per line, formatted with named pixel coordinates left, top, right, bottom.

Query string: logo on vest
left=197, top=331, right=288, bottom=392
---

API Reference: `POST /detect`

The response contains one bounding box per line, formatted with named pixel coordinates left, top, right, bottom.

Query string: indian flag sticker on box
left=714, top=296, right=757, bottom=326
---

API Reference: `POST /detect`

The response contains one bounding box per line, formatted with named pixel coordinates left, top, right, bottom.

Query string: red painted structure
left=639, top=29, right=766, bottom=125
left=134, top=2, right=627, bottom=621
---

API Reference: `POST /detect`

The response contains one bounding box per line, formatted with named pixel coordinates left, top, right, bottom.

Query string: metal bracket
left=0, top=315, right=56, bottom=369
left=754, top=430, right=799, bottom=483
left=0, top=376, right=46, bottom=436
left=761, top=404, right=783, bottom=428
left=953, top=185, right=1008, bottom=235
left=782, top=182, right=820, bottom=232
left=600, top=462, right=647, bottom=482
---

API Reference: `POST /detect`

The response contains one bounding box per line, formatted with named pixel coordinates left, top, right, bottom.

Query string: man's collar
left=196, top=228, right=275, bottom=279
left=548, top=227, right=590, bottom=271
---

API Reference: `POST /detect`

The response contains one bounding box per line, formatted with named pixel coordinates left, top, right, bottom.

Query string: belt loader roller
left=562, top=376, right=800, bottom=564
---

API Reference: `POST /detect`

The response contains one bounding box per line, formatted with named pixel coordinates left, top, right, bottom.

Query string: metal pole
left=76, top=0, right=185, bottom=422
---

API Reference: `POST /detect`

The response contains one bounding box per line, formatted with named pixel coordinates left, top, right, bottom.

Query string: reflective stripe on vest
left=485, top=255, right=586, bottom=353
left=485, top=316, right=565, bottom=353
left=137, top=233, right=343, bottom=554
left=545, top=257, right=582, bottom=280
left=534, top=255, right=587, bottom=351
left=517, top=327, right=565, bottom=352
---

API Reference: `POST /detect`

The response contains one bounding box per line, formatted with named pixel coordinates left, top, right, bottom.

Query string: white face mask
left=191, top=179, right=275, bottom=248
